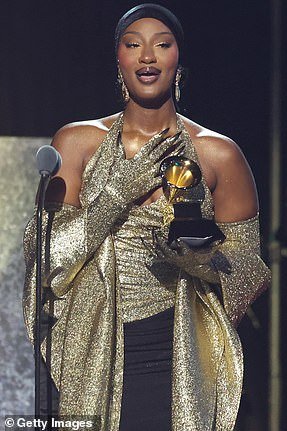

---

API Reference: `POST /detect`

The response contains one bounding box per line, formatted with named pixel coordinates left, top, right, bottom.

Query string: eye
left=156, top=42, right=172, bottom=49
left=125, top=42, right=140, bottom=48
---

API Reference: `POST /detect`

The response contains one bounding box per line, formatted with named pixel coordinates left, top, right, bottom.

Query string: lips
left=136, top=66, right=161, bottom=84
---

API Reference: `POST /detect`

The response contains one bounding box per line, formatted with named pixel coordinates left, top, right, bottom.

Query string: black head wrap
left=115, top=3, right=184, bottom=58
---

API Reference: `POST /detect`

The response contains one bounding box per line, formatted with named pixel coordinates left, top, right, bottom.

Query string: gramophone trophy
left=160, top=156, right=225, bottom=248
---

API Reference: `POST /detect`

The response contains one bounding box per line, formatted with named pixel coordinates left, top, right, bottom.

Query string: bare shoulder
left=46, top=113, right=121, bottom=207
left=52, top=112, right=122, bottom=167
left=179, top=114, right=258, bottom=221
left=179, top=114, right=244, bottom=165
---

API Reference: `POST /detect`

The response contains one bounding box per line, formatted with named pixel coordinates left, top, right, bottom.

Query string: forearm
left=212, top=215, right=271, bottom=325
left=183, top=215, right=270, bottom=324
left=155, top=214, right=270, bottom=326
left=22, top=188, right=128, bottom=344
left=23, top=188, right=127, bottom=299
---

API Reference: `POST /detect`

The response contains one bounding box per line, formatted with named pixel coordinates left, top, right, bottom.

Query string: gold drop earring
left=175, top=67, right=182, bottom=102
left=117, top=64, right=130, bottom=103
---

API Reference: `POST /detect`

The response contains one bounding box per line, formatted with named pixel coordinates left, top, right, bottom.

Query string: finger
left=146, top=131, right=182, bottom=159
left=155, top=140, right=185, bottom=163
left=134, top=130, right=181, bottom=163
left=177, top=240, right=191, bottom=253
left=170, top=240, right=179, bottom=250
left=156, top=237, right=169, bottom=250
left=151, top=131, right=182, bottom=157
left=169, top=239, right=186, bottom=255
left=136, top=128, right=170, bottom=159
left=177, top=245, right=190, bottom=256
left=151, top=233, right=167, bottom=259
left=154, top=249, right=166, bottom=260
left=153, top=230, right=173, bottom=250
left=152, top=139, right=184, bottom=164
left=155, top=235, right=174, bottom=257
left=167, top=143, right=186, bottom=158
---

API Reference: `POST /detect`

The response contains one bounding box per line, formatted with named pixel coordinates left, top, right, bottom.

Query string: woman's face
left=117, top=18, right=179, bottom=104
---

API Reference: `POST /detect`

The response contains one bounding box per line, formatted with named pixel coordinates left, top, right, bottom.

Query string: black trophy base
left=168, top=218, right=226, bottom=248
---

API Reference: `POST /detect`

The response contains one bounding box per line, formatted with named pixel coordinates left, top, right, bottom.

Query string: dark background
left=0, top=1, right=286, bottom=429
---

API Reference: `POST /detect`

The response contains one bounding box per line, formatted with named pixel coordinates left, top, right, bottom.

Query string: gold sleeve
left=213, top=214, right=271, bottom=326
left=23, top=203, right=87, bottom=343
left=22, top=191, right=126, bottom=344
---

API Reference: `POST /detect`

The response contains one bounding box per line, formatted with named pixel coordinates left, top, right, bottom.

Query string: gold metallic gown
left=23, top=113, right=271, bottom=430
left=112, top=194, right=178, bottom=323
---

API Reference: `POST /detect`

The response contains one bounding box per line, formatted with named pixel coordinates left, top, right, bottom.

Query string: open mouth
left=136, top=67, right=161, bottom=83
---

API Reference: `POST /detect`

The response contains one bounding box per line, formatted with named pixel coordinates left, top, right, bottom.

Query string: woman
left=23, top=4, right=271, bottom=431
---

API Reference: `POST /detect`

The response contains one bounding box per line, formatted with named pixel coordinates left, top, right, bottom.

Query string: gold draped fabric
left=112, top=196, right=178, bottom=323
left=23, top=113, right=271, bottom=430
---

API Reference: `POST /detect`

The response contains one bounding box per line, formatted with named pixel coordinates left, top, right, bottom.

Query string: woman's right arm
left=46, top=123, right=106, bottom=207
left=23, top=123, right=183, bottom=343
left=23, top=124, right=182, bottom=310
left=23, top=124, right=95, bottom=343
left=23, top=124, right=109, bottom=343
left=24, top=124, right=106, bottom=305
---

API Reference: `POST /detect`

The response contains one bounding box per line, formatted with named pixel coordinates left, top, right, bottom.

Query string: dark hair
left=115, top=3, right=184, bottom=61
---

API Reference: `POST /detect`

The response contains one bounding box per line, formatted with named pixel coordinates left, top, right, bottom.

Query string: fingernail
left=117, top=133, right=121, bottom=146
left=159, top=128, right=170, bottom=136
left=175, top=142, right=184, bottom=150
left=169, top=131, right=182, bottom=142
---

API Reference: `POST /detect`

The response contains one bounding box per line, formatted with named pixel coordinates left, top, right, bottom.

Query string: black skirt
left=119, top=306, right=174, bottom=431
left=39, top=306, right=174, bottom=430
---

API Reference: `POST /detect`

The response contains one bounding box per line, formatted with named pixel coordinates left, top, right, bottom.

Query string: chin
left=130, top=90, right=172, bottom=109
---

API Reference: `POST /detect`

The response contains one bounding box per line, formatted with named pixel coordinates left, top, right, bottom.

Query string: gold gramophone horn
left=160, top=156, right=202, bottom=204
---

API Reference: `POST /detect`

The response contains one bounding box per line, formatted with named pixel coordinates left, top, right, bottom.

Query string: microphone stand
left=35, top=172, right=51, bottom=420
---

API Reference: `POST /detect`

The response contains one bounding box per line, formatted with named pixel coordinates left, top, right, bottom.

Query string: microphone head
left=36, top=145, right=62, bottom=176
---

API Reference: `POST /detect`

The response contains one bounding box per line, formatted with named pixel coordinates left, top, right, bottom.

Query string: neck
left=123, top=97, right=178, bottom=136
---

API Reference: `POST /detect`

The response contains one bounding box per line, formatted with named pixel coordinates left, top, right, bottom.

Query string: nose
left=139, top=45, right=157, bottom=64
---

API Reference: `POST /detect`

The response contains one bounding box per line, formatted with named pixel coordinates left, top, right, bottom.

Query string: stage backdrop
left=0, top=0, right=277, bottom=428
left=0, top=137, right=49, bottom=418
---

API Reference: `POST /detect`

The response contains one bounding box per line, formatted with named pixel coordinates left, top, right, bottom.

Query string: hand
left=153, top=231, right=214, bottom=264
left=105, top=129, right=185, bottom=205
left=151, top=230, right=223, bottom=284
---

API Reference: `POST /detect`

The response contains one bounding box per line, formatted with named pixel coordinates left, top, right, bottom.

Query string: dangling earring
left=117, top=65, right=130, bottom=103
left=175, top=67, right=182, bottom=102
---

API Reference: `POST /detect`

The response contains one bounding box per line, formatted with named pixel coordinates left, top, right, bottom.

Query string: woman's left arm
left=207, top=137, right=270, bottom=325
left=155, top=136, right=271, bottom=326
left=211, top=137, right=258, bottom=223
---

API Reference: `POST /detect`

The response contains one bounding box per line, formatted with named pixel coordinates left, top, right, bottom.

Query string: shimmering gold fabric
left=23, top=112, right=271, bottom=431
left=112, top=196, right=178, bottom=322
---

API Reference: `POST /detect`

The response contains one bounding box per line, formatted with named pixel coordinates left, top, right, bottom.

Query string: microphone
left=33, top=145, right=62, bottom=417
left=36, top=145, right=62, bottom=176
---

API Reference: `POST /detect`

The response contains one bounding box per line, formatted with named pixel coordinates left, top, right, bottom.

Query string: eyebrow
left=122, top=31, right=173, bottom=37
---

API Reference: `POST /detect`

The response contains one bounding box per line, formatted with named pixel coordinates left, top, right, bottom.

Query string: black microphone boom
left=36, top=145, right=62, bottom=176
